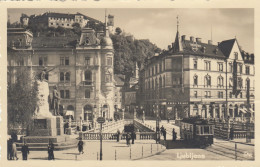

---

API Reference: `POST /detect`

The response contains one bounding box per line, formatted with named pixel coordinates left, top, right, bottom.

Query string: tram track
left=205, top=142, right=254, bottom=160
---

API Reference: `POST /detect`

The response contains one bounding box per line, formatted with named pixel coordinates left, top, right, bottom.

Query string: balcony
left=82, top=80, right=93, bottom=86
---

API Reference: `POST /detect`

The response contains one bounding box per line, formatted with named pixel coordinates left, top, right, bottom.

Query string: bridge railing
left=79, top=131, right=156, bottom=140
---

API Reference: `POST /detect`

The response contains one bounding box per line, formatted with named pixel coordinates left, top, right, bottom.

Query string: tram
left=180, top=117, right=214, bottom=147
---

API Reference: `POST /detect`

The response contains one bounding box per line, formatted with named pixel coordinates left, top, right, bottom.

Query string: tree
left=72, top=23, right=81, bottom=36
left=86, top=20, right=105, bottom=31
left=115, top=27, right=122, bottom=35
left=8, top=68, right=37, bottom=131
left=111, top=33, right=160, bottom=87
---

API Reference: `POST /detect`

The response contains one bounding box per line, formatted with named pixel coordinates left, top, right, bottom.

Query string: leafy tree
left=72, top=23, right=81, bottom=36
left=115, top=27, right=122, bottom=35
left=111, top=33, right=160, bottom=86
left=86, top=20, right=105, bottom=31
left=8, top=68, right=37, bottom=131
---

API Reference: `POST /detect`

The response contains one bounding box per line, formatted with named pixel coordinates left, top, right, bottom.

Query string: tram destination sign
left=97, top=117, right=105, bottom=124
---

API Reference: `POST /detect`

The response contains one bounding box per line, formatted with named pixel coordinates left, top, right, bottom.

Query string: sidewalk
left=14, top=140, right=166, bottom=161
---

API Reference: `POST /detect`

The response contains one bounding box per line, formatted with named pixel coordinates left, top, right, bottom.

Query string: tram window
left=204, top=126, right=210, bottom=134
left=196, top=127, right=200, bottom=134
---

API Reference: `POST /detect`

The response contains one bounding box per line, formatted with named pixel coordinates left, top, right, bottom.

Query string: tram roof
left=181, top=117, right=213, bottom=125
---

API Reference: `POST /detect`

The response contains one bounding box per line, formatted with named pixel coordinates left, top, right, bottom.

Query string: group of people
left=126, top=131, right=136, bottom=146
left=160, top=126, right=177, bottom=141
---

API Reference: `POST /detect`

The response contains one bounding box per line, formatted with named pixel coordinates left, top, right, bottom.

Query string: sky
left=8, top=8, right=254, bottom=53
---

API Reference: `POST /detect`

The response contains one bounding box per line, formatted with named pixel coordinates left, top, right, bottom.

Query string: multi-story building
left=142, top=26, right=255, bottom=122
left=20, top=12, right=114, bottom=32
left=8, top=24, right=116, bottom=123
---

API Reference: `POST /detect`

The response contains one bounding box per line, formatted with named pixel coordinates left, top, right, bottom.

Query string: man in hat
left=47, top=140, right=55, bottom=160
left=21, top=142, right=29, bottom=160
left=53, top=85, right=60, bottom=116
left=40, top=67, right=47, bottom=82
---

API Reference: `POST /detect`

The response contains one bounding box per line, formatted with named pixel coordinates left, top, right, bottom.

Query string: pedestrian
left=163, top=129, right=167, bottom=141
left=167, top=118, right=170, bottom=123
left=160, top=125, right=165, bottom=136
left=11, top=140, right=18, bottom=160
left=21, top=142, right=29, bottom=160
left=7, top=138, right=13, bottom=160
left=47, top=140, right=55, bottom=160
left=172, top=128, right=177, bottom=142
left=78, top=138, right=84, bottom=154
left=230, top=127, right=234, bottom=140
left=131, top=131, right=136, bottom=144
left=116, top=129, right=120, bottom=142
left=126, top=132, right=129, bottom=146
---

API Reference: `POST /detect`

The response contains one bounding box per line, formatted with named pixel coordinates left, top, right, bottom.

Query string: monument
left=20, top=69, right=72, bottom=148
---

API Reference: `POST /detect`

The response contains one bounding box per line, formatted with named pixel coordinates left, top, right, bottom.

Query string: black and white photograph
left=4, top=6, right=256, bottom=163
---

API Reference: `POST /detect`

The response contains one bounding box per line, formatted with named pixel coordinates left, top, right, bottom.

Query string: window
left=107, top=57, right=112, bottom=66
left=229, top=78, right=233, bottom=88
left=204, top=61, right=211, bottom=71
left=51, top=23, right=53, bottom=25
left=155, top=65, right=158, bottom=74
left=60, top=72, right=64, bottom=81
left=194, top=91, right=198, bottom=98
left=85, top=89, right=90, bottom=98
left=194, top=60, right=197, bottom=69
left=65, top=57, right=69, bottom=65
left=84, top=70, right=92, bottom=85
left=218, top=76, right=224, bottom=87
left=218, top=91, right=223, bottom=98
left=159, top=63, right=162, bottom=72
left=62, top=24, right=64, bottom=26
left=239, top=64, right=242, bottom=74
left=60, top=90, right=64, bottom=98
left=67, top=24, right=69, bottom=26
left=205, top=91, right=211, bottom=98
left=234, top=52, right=238, bottom=60
left=65, top=72, right=70, bottom=81
left=56, top=23, right=59, bottom=26
left=238, top=77, right=243, bottom=89
left=65, top=90, right=70, bottom=98
left=39, top=56, right=47, bottom=66
left=218, top=63, right=223, bottom=71
left=204, top=75, right=211, bottom=87
left=229, top=92, right=232, bottom=98
left=193, top=75, right=198, bottom=86
left=85, top=57, right=90, bottom=65
left=229, top=63, right=233, bottom=73
left=246, top=66, right=250, bottom=75
left=60, top=57, right=65, bottom=65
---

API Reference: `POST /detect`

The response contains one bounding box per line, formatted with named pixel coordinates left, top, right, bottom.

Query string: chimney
left=168, top=45, right=172, bottom=50
left=190, top=36, right=194, bottom=42
left=181, top=35, right=186, bottom=41
left=196, top=38, right=202, bottom=43
left=208, top=40, right=213, bottom=45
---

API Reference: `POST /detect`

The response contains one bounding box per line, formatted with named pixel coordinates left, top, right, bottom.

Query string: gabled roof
left=218, top=39, right=236, bottom=58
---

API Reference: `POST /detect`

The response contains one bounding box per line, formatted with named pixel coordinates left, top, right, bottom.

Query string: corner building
left=7, top=26, right=115, bottom=123
left=143, top=29, right=255, bottom=122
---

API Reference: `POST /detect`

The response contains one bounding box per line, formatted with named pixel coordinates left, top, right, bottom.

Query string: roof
left=32, top=35, right=79, bottom=48
left=218, top=39, right=236, bottom=58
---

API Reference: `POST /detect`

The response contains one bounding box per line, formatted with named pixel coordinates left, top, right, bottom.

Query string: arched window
left=204, top=75, right=211, bottom=86
left=193, top=75, right=198, bottom=86
left=218, top=76, right=224, bottom=87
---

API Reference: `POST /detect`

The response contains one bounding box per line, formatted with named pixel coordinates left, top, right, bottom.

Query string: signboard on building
left=97, top=117, right=105, bottom=124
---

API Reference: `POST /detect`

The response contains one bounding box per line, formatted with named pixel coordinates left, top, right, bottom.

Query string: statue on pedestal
left=52, top=85, right=60, bottom=116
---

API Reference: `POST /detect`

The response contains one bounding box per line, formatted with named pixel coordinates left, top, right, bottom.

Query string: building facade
left=20, top=12, right=114, bottom=32
left=142, top=29, right=255, bottom=122
left=7, top=26, right=116, bottom=123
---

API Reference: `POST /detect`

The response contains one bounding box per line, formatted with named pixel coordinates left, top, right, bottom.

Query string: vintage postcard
left=0, top=1, right=259, bottom=167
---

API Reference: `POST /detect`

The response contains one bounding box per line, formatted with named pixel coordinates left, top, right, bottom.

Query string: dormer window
left=202, top=46, right=206, bottom=53
left=85, top=37, right=90, bottom=45
left=234, top=52, right=238, bottom=60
